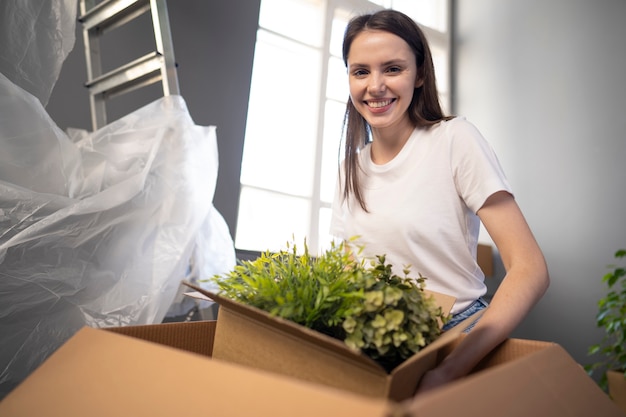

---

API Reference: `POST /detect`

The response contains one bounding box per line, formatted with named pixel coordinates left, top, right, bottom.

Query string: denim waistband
left=442, top=297, right=489, bottom=332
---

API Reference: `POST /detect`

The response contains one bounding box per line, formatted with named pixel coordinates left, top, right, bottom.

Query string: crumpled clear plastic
left=0, top=76, right=236, bottom=397
left=0, top=0, right=77, bottom=107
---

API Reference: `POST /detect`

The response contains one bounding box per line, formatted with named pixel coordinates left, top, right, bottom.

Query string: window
left=236, top=0, right=452, bottom=255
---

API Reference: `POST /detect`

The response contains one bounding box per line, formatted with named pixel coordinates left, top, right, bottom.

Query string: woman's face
left=346, top=30, right=422, bottom=135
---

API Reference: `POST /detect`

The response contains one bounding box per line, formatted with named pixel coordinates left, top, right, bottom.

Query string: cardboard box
left=477, top=242, right=494, bottom=276
left=185, top=284, right=625, bottom=415
left=0, top=320, right=624, bottom=416
left=196, top=287, right=466, bottom=402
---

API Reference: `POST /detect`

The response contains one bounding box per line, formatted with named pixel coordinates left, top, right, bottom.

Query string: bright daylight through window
left=235, top=0, right=451, bottom=255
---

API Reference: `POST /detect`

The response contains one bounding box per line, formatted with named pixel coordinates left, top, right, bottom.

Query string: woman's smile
left=347, top=30, right=420, bottom=134
left=366, top=98, right=395, bottom=111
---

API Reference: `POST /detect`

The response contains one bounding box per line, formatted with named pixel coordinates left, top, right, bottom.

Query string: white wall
left=455, top=0, right=626, bottom=370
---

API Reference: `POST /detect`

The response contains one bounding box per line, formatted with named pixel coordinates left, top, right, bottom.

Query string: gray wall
left=46, top=0, right=261, bottom=239
left=454, top=0, right=626, bottom=371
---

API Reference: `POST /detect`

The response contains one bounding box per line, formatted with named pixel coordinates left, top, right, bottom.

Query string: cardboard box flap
left=185, top=283, right=382, bottom=370
left=106, top=320, right=215, bottom=357
left=436, top=334, right=557, bottom=372
left=408, top=343, right=626, bottom=417
left=0, top=327, right=391, bottom=417
left=606, top=370, right=626, bottom=414
left=473, top=337, right=556, bottom=370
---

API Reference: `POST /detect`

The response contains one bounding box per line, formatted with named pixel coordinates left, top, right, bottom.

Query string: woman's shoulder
left=433, top=116, right=486, bottom=141
left=438, top=115, right=476, bottom=131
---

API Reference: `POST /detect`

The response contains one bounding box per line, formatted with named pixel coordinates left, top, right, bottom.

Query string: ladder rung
left=85, top=51, right=163, bottom=97
left=79, top=0, right=150, bottom=33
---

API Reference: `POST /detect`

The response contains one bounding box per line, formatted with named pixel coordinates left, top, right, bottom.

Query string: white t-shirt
left=330, top=117, right=512, bottom=315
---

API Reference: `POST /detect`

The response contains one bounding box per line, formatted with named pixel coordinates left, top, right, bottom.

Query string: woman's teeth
left=368, top=100, right=392, bottom=108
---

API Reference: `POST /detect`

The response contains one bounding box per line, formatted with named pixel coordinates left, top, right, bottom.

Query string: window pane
left=320, top=99, right=345, bottom=203
left=392, top=0, right=448, bottom=32
left=235, top=186, right=311, bottom=252
left=317, top=206, right=334, bottom=253
left=240, top=30, right=320, bottom=197
left=326, top=56, right=348, bottom=102
left=369, top=0, right=391, bottom=7
left=431, top=44, right=449, bottom=95
left=329, top=11, right=350, bottom=58
left=259, top=0, right=325, bottom=47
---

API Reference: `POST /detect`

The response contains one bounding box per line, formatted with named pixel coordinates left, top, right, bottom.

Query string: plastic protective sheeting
left=0, top=73, right=236, bottom=398
left=0, top=0, right=77, bottom=107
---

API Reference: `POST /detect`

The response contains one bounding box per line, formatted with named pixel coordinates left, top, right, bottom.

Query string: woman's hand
left=415, top=363, right=459, bottom=394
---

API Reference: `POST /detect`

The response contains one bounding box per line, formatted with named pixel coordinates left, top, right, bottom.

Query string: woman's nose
left=367, top=73, right=386, bottom=94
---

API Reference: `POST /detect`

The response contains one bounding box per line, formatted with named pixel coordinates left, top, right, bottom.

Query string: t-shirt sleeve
left=449, top=118, right=513, bottom=213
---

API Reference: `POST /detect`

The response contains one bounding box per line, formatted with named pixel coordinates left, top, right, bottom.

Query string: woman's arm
left=415, top=190, right=549, bottom=393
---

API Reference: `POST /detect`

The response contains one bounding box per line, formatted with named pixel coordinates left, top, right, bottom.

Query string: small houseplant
left=586, top=248, right=626, bottom=409
left=208, top=238, right=448, bottom=371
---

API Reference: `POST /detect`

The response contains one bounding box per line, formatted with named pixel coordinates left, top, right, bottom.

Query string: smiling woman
left=330, top=9, right=549, bottom=395
left=235, top=0, right=451, bottom=256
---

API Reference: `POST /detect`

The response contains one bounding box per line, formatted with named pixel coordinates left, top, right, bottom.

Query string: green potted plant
left=586, top=248, right=626, bottom=412
left=208, top=238, right=448, bottom=371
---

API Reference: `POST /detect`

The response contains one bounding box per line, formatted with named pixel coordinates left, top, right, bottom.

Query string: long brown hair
left=341, top=9, right=452, bottom=211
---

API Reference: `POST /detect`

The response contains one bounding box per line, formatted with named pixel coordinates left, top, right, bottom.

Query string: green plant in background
left=586, top=249, right=626, bottom=390
left=209, top=238, right=448, bottom=371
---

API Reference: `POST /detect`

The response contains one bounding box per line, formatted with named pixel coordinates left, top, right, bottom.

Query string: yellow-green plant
left=209, top=239, right=448, bottom=371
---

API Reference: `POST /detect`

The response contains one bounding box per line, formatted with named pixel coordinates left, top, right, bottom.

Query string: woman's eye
left=352, top=69, right=368, bottom=77
left=387, top=66, right=402, bottom=73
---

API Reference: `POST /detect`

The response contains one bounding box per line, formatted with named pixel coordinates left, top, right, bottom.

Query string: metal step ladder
left=78, top=0, right=180, bottom=130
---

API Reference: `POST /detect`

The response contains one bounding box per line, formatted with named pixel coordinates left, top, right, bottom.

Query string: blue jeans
left=442, top=297, right=489, bottom=333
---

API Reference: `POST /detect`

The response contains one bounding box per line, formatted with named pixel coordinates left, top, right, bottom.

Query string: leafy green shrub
left=586, top=249, right=626, bottom=390
left=209, top=239, right=448, bottom=371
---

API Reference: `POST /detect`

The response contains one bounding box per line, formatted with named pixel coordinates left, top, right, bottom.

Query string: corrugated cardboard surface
left=0, top=327, right=391, bottom=417
left=106, top=320, right=215, bottom=357
left=438, top=335, right=553, bottom=372
left=214, top=303, right=398, bottom=398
